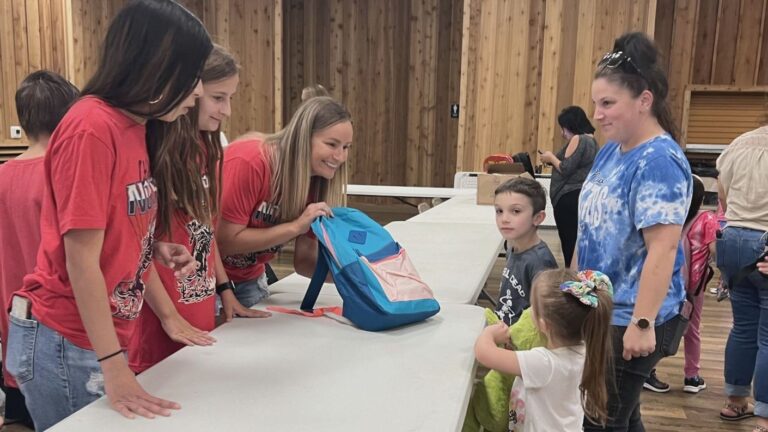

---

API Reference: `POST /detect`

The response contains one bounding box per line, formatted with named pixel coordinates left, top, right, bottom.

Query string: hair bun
left=301, top=84, right=330, bottom=102
left=613, top=32, right=658, bottom=69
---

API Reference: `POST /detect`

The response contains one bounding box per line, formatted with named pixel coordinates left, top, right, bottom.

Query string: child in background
left=679, top=175, right=718, bottom=393
left=475, top=269, right=614, bottom=431
left=493, top=177, right=557, bottom=326
left=0, top=70, right=79, bottom=428
left=129, top=45, right=270, bottom=374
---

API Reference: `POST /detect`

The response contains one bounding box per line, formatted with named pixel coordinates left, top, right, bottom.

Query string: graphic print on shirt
left=112, top=162, right=156, bottom=320
left=223, top=201, right=282, bottom=268
left=126, top=167, right=158, bottom=216
left=509, top=387, right=526, bottom=430
left=112, top=219, right=155, bottom=320
left=177, top=219, right=216, bottom=304
left=496, top=267, right=525, bottom=326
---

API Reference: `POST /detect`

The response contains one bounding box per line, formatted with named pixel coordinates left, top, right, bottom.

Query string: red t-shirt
left=129, top=173, right=217, bottom=373
left=0, top=156, right=45, bottom=386
left=17, top=96, right=156, bottom=350
left=220, top=139, right=281, bottom=282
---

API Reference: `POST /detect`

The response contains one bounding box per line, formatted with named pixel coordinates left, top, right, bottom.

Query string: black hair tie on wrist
left=97, top=349, right=124, bottom=363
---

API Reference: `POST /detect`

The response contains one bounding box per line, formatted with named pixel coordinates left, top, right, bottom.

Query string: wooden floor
left=5, top=200, right=753, bottom=431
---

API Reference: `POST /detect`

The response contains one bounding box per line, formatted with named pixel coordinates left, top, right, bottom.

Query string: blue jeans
left=6, top=315, right=106, bottom=431
left=233, top=273, right=270, bottom=308
left=717, top=226, right=768, bottom=418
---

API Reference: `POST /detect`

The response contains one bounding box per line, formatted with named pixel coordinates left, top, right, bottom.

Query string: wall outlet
left=10, top=126, right=22, bottom=139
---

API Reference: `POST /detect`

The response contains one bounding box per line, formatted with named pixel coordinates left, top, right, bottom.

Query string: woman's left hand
left=757, top=255, right=768, bottom=275
left=539, top=151, right=556, bottom=164
left=153, top=242, right=198, bottom=277
left=161, top=313, right=217, bottom=346
left=622, top=325, right=656, bottom=361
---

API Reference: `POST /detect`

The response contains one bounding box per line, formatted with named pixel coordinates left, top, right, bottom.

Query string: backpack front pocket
left=360, top=247, right=435, bottom=302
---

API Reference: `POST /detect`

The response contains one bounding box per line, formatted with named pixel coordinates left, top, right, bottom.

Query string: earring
left=148, top=94, right=164, bottom=105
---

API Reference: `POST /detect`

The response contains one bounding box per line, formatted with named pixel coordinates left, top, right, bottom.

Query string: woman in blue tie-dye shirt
left=578, top=32, right=692, bottom=431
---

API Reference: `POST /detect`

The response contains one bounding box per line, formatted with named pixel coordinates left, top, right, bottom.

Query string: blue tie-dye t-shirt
left=577, top=134, right=692, bottom=326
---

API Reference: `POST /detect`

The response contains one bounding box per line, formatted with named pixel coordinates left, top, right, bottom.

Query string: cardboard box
left=476, top=171, right=534, bottom=205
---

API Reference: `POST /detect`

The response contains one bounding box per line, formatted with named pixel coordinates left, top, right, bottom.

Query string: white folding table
left=49, top=302, right=485, bottom=432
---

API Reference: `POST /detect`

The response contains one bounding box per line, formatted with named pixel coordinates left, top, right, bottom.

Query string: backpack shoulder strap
left=301, top=241, right=329, bottom=312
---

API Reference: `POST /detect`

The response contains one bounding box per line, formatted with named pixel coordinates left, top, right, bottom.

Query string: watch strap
left=216, top=280, right=235, bottom=295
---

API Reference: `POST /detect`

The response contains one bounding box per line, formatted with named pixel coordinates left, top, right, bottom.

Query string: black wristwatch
left=216, top=280, right=235, bottom=295
left=631, top=316, right=654, bottom=330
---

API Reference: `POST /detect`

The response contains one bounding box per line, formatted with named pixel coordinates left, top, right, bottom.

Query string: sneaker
left=683, top=376, right=707, bottom=393
left=643, top=369, right=671, bottom=393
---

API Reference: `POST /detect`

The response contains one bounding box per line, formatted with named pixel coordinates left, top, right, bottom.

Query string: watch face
left=637, top=318, right=650, bottom=329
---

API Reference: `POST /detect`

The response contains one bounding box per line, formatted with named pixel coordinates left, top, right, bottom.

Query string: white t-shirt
left=509, top=344, right=586, bottom=432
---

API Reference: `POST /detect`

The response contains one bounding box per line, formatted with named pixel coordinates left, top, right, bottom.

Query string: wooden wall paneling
left=369, top=1, right=389, bottom=186
left=733, top=0, right=766, bottom=85
left=523, top=0, right=545, bottom=155
left=508, top=0, right=532, bottom=156
left=456, top=0, right=480, bottom=172
left=535, top=0, right=564, bottom=157
left=226, top=0, right=247, bottom=138
left=406, top=0, right=425, bottom=186
left=712, top=0, right=741, bottom=84
left=431, top=0, right=462, bottom=187
left=11, top=0, right=30, bottom=91
left=218, top=0, right=281, bottom=138
left=654, top=0, right=676, bottom=72
left=592, top=0, right=618, bottom=74
left=472, top=0, right=499, bottom=170
left=495, top=0, right=521, bottom=156
left=445, top=0, right=463, bottom=184
left=273, top=0, right=283, bottom=131
left=25, top=0, right=41, bottom=72
left=692, top=0, right=719, bottom=84
left=342, top=0, right=362, bottom=183
left=552, top=0, right=578, bottom=155
left=1, top=0, right=19, bottom=143
left=572, top=0, right=597, bottom=119
left=759, top=4, right=768, bottom=84
left=283, top=0, right=303, bottom=111
left=327, top=0, right=343, bottom=97
left=646, top=0, right=658, bottom=34
left=38, top=0, right=53, bottom=72
left=0, top=0, right=7, bottom=141
left=630, top=0, right=647, bottom=31
left=667, top=0, right=699, bottom=137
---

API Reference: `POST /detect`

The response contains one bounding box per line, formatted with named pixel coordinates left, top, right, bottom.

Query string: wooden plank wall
left=0, top=0, right=70, bottom=152
left=655, top=0, right=768, bottom=145
left=458, top=0, right=656, bottom=172
left=283, top=0, right=463, bottom=188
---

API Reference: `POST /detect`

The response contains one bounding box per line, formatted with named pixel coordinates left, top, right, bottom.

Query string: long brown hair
left=148, top=44, right=239, bottom=237
left=264, top=92, right=351, bottom=222
left=532, top=269, right=613, bottom=426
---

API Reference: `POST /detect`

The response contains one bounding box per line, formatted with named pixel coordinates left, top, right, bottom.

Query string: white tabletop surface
left=410, top=186, right=555, bottom=227
left=347, top=184, right=465, bottom=198
left=269, top=221, right=503, bottom=304
left=49, top=302, right=485, bottom=432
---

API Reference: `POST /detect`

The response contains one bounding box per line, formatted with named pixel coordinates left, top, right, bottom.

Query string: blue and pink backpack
left=298, top=207, right=440, bottom=331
